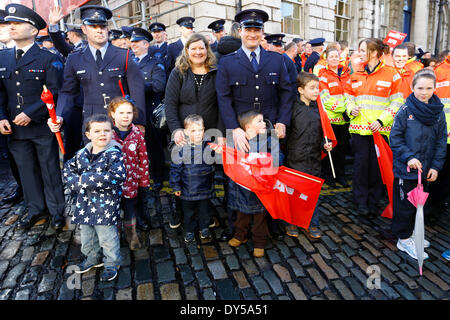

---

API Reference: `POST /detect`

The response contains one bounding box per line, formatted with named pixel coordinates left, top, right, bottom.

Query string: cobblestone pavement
left=0, top=158, right=449, bottom=301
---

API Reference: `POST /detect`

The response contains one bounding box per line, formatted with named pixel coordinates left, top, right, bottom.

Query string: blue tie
left=250, top=51, right=258, bottom=72
left=134, top=57, right=140, bottom=64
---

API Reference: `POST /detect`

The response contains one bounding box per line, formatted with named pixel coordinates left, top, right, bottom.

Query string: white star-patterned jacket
left=63, top=140, right=126, bottom=225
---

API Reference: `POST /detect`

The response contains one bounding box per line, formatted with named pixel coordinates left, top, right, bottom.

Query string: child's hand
left=407, top=158, right=423, bottom=172
left=324, top=142, right=332, bottom=152
left=426, top=169, right=438, bottom=182
left=174, top=191, right=181, bottom=196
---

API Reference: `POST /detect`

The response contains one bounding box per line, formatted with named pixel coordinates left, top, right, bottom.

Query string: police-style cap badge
left=5, top=3, right=47, bottom=30
left=176, top=16, right=195, bottom=28
left=308, top=37, right=325, bottom=47
left=120, top=26, right=133, bottom=38
left=207, top=19, right=225, bottom=33
left=149, top=22, right=166, bottom=32
left=80, top=5, right=112, bottom=26
left=265, top=33, right=286, bottom=46
left=109, top=29, right=123, bottom=41
left=234, top=9, right=268, bottom=29
left=130, top=27, right=153, bottom=42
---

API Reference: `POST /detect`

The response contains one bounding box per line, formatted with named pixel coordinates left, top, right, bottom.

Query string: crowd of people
left=0, top=3, right=448, bottom=283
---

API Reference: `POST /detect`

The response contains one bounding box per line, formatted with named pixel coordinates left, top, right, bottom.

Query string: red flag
left=255, top=166, right=324, bottom=229
left=373, top=131, right=394, bottom=218
left=211, top=144, right=324, bottom=229
left=317, top=96, right=337, bottom=159
left=217, top=144, right=276, bottom=193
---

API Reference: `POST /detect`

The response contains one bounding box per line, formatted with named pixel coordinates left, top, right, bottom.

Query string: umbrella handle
left=406, top=165, right=422, bottom=185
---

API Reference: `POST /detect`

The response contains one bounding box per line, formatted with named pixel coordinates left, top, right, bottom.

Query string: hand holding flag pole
left=41, top=85, right=65, bottom=155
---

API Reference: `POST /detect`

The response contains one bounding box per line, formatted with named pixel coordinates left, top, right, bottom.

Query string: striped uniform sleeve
left=378, top=71, right=404, bottom=127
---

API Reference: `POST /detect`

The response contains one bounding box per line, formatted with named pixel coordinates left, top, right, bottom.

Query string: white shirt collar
left=137, top=53, right=148, bottom=61
left=88, top=42, right=109, bottom=60
left=16, top=42, right=35, bottom=55
left=241, top=45, right=261, bottom=63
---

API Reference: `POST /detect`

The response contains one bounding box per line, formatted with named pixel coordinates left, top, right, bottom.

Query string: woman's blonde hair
left=175, top=33, right=216, bottom=74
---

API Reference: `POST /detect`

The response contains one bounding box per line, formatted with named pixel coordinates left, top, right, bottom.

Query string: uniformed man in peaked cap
left=148, top=22, right=167, bottom=61
left=48, top=5, right=146, bottom=139
left=304, top=37, right=325, bottom=73
left=165, top=16, right=195, bottom=77
left=0, top=3, right=66, bottom=230
left=208, top=19, right=225, bottom=52
left=216, top=8, right=293, bottom=241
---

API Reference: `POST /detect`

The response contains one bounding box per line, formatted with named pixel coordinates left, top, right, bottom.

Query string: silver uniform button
left=256, top=86, right=259, bottom=90
left=17, top=105, right=20, bottom=108
left=100, top=83, right=104, bottom=86
left=15, top=71, right=19, bottom=75
left=273, top=82, right=275, bottom=85
left=255, top=74, right=258, bottom=78
left=235, top=82, right=239, bottom=85
left=99, top=71, right=102, bottom=75
left=255, top=97, right=259, bottom=101
left=16, top=82, right=20, bottom=86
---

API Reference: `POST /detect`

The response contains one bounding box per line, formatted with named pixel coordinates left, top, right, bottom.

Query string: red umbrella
left=406, top=168, right=429, bottom=276
left=41, top=85, right=65, bottom=155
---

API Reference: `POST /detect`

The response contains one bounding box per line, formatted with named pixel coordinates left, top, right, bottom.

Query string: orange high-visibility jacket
left=404, top=57, right=423, bottom=74
left=313, top=58, right=327, bottom=76
left=301, top=52, right=309, bottom=68
left=318, top=66, right=350, bottom=125
left=397, top=67, right=414, bottom=99
left=434, top=54, right=450, bottom=143
left=344, top=61, right=404, bottom=137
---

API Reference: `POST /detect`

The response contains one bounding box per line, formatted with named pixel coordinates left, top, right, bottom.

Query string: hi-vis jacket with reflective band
left=313, top=58, right=326, bottom=76
left=434, top=54, right=450, bottom=144
left=404, top=57, right=423, bottom=74
left=344, top=61, right=404, bottom=137
left=318, top=66, right=350, bottom=125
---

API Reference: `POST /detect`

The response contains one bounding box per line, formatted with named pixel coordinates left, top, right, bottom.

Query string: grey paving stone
left=225, top=254, right=240, bottom=271
left=202, top=287, right=216, bottom=300
left=38, top=270, right=57, bottom=293
left=207, top=260, right=227, bottom=280
left=117, top=267, right=132, bottom=289
left=241, top=287, right=257, bottom=300
left=173, top=248, right=187, bottom=265
left=157, top=261, right=176, bottom=283
left=196, top=270, right=212, bottom=288
left=152, top=246, right=171, bottom=262
left=216, top=279, right=240, bottom=300
left=0, top=289, right=12, bottom=300
left=417, top=277, right=444, bottom=298
left=251, top=276, right=271, bottom=296
left=263, top=270, right=284, bottom=295
left=191, top=255, right=204, bottom=271
left=2, top=262, right=26, bottom=288
left=0, top=260, right=9, bottom=280
left=379, top=281, right=400, bottom=300
left=292, top=247, right=312, bottom=266
left=287, top=258, right=306, bottom=278
left=0, top=240, right=22, bottom=260
left=20, top=246, right=34, bottom=262
left=15, top=289, right=30, bottom=300
left=299, top=277, right=321, bottom=297
left=266, top=249, right=281, bottom=264
left=345, top=277, right=365, bottom=297
left=179, top=264, right=194, bottom=286
left=394, top=284, right=417, bottom=300
left=20, top=266, right=41, bottom=287
left=134, top=259, right=152, bottom=284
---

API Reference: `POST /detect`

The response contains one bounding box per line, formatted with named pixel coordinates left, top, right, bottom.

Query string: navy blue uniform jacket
left=304, top=51, right=320, bottom=73
left=165, top=39, right=184, bottom=77
left=148, top=42, right=168, bottom=61
left=57, top=44, right=146, bottom=125
left=390, top=103, right=447, bottom=180
left=0, top=44, right=64, bottom=139
left=216, top=46, right=293, bottom=129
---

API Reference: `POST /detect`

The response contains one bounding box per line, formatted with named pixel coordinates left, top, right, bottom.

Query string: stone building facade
left=76, top=0, right=449, bottom=53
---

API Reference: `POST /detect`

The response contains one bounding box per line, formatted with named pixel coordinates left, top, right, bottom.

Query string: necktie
left=16, top=49, right=24, bottom=62
left=134, top=57, right=139, bottom=64
left=95, top=49, right=102, bottom=68
left=250, top=51, right=258, bottom=72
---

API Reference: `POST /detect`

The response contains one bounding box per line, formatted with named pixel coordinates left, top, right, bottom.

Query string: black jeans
left=181, top=199, right=210, bottom=233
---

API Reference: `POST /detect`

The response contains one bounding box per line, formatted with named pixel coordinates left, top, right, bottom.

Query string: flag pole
left=283, top=168, right=323, bottom=184
left=325, top=136, right=336, bottom=178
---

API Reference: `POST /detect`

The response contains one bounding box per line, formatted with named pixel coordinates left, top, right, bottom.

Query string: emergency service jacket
left=313, top=58, right=326, bottom=76
left=404, top=57, right=424, bottom=74
left=344, top=61, right=404, bottom=137
left=434, top=54, right=450, bottom=144
left=397, top=67, right=414, bottom=100
left=318, top=66, right=350, bottom=125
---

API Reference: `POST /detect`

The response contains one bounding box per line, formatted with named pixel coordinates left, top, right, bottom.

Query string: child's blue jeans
left=309, top=200, right=320, bottom=228
left=80, top=224, right=121, bottom=268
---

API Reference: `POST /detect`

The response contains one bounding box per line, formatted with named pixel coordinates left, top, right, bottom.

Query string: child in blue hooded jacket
left=390, top=69, right=447, bottom=260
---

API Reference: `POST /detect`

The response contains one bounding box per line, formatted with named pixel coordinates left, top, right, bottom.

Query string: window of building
left=281, top=0, right=305, bottom=37
left=335, top=0, right=351, bottom=41
left=379, top=0, right=389, bottom=38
